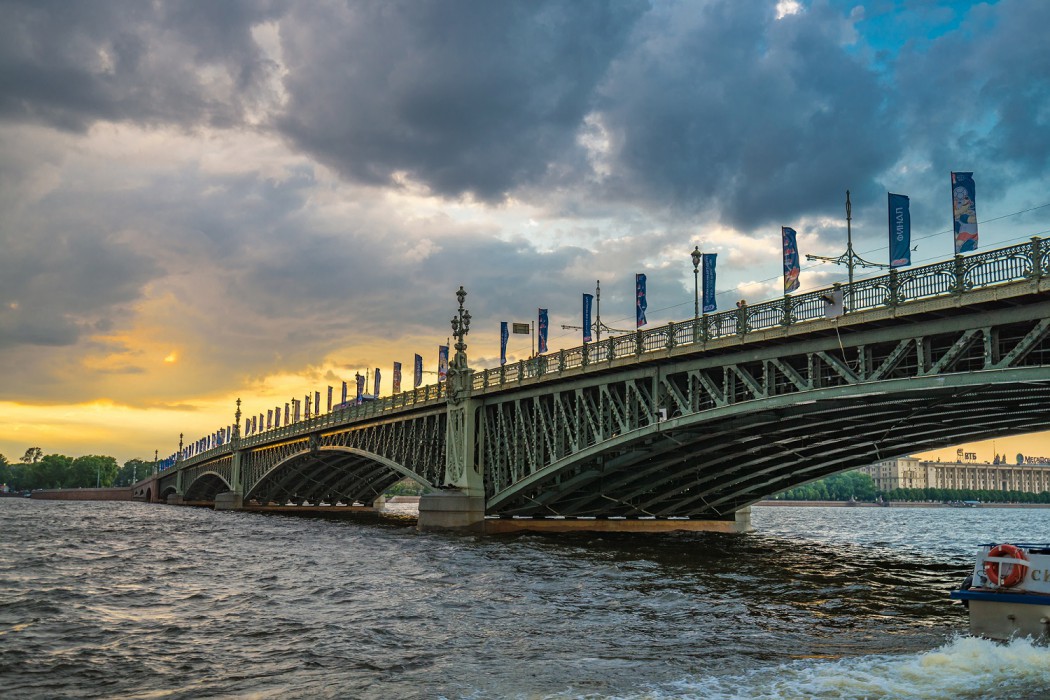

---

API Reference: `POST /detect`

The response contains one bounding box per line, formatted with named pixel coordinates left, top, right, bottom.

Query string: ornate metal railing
left=472, top=237, right=1047, bottom=388
left=175, top=237, right=1046, bottom=469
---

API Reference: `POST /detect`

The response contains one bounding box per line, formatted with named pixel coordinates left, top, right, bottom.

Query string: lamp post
left=691, top=245, right=702, bottom=342
left=805, top=190, right=888, bottom=313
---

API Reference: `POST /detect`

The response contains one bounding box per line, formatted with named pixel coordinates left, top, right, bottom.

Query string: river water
left=1, top=499, right=1048, bottom=699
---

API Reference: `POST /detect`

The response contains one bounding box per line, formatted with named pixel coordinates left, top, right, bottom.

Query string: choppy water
left=1, top=499, right=1048, bottom=699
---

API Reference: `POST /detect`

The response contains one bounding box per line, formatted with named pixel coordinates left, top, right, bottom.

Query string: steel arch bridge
left=154, top=238, right=1050, bottom=527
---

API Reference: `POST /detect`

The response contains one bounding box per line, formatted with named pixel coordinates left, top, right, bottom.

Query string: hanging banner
left=293, top=399, right=301, bottom=422
left=327, top=386, right=333, bottom=412
left=355, top=373, right=364, bottom=400
left=393, top=361, right=402, bottom=394
left=538, top=308, right=549, bottom=353
left=702, top=253, right=717, bottom=313
left=373, top=368, right=380, bottom=397
left=582, top=293, right=593, bottom=342
left=414, top=354, right=423, bottom=388
left=341, top=381, right=348, bottom=404
left=782, top=226, right=801, bottom=293
left=438, top=345, right=449, bottom=381
left=635, top=273, right=648, bottom=328
left=888, top=193, right=911, bottom=268
left=952, top=171, right=978, bottom=253
left=500, top=321, right=509, bottom=365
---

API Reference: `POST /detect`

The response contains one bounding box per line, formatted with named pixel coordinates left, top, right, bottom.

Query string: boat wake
left=648, top=636, right=1050, bottom=700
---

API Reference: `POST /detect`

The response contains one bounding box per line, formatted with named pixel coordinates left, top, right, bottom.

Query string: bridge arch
left=486, top=366, right=1050, bottom=518
left=245, top=445, right=429, bottom=506
left=184, top=471, right=233, bottom=502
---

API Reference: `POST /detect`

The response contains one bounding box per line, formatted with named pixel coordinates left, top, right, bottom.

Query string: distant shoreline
left=755, top=500, right=1050, bottom=509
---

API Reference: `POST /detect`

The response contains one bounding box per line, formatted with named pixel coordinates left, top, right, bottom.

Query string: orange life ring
left=983, top=543, right=1029, bottom=587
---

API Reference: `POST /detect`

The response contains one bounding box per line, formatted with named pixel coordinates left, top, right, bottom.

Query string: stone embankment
left=31, top=488, right=134, bottom=501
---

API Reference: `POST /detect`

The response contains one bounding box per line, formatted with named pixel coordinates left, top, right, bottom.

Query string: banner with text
left=888, top=192, right=911, bottom=268
left=414, top=354, right=422, bottom=388
left=393, top=361, right=402, bottom=394
left=702, top=253, right=717, bottom=313
left=582, top=293, right=593, bottom=343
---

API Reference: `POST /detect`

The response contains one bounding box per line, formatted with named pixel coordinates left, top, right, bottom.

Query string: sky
left=1, top=0, right=1049, bottom=468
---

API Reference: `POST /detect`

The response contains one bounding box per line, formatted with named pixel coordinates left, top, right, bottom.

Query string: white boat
left=950, top=542, right=1050, bottom=641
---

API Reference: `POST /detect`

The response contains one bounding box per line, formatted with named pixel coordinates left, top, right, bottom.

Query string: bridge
left=133, top=238, right=1050, bottom=532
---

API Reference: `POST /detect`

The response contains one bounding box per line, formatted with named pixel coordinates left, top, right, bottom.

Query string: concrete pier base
left=166, top=493, right=185, bottom=505
left=417, top=490, right=485, bottom=531
left=481, top=506, right=753, bottom=534
left=214, top=492, right=243, bottom=510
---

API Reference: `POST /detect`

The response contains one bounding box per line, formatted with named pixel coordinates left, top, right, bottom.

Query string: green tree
left=28, top=454, right=73, bottom=489
left=20, top=447, right=43, bottom=464
left=69, top=455, right=119, bottom=488
left=115, top=458, right=149, bottom=486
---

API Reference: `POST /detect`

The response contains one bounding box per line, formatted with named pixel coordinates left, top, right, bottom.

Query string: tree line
left=774, top=470, right=1050, bottom=503
left=0, top=448, right=151, bottom=491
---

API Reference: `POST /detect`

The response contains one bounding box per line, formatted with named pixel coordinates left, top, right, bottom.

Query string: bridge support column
left=214, top=491, right=243, bottom=510
left=419, top=286, right=486, bottom=531
left=418, top=490, right=486, bottom=530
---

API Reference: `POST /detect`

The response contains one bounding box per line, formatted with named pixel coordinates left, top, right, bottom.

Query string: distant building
left=859, top=457, right=1050, bottom=494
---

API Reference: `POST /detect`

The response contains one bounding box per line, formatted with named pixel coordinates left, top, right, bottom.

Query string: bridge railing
left=471, top=237, right=1047, bottom=389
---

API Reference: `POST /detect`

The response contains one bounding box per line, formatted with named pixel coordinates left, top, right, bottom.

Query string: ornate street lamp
left=805, top=190, right=888, bottom=313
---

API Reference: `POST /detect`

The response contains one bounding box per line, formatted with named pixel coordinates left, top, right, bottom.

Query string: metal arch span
left=481, top=305, right=1050, bottom=518
left=485, top=367, right=1050, bottom=518
left=244, top=446, right=431, bottom=507
left=183, top=471, right=234, bottom=502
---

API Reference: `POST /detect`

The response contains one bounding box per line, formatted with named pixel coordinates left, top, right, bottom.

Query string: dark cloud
left=895, top=0, right=1050, bottom=176
left=276, top=0, right=648, bottom=202
left=591, top=2, right=898, bottom=232
left=0, top=0, right=282, bottom=131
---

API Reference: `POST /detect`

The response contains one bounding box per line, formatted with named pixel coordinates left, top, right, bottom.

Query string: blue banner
left=393, top=361, right=402, bottom=394
left=782, top=227, right=800, bottom=293
left=952, top=171, right=978, bottom=253
left=500, top=321, right=509, bottom=365
left=635, top=273, right=647, bottom=328
left=438, top=345, right=449, bottom=381
left=341, top=381, right=347, bottom=404
left=538, top=308, right=548, bottom=354
left=414, top=354, right=422, bottom=388
left=355, top=373, right=364, bottom=400
left=373, top=368, right=380, bottom=397
left=888, top=193, right=911, bottom=268
left=582, top=293, right=593, bottom=342
left=702, top=253, right=717, bottom=313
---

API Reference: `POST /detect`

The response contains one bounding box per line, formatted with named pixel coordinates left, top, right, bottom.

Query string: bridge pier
left=417, top=490, right=486, bottom=530
left=214, top=491, right=243, bottom=510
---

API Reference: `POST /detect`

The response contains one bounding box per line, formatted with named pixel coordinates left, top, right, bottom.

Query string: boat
left=950, top=542, right=1050, bottom=641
